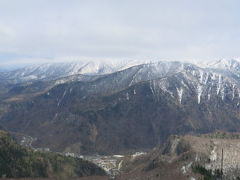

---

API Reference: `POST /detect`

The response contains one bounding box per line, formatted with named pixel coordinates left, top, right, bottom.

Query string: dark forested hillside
left=0, top=130, right=106, bottom=179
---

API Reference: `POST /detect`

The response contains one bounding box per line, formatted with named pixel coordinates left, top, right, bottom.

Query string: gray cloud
left=0, top=0, right=240, bottom=66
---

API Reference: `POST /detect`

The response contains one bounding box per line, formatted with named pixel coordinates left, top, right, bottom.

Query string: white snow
left=232, top=84, right=236, bottom=100
left=176, top=87, right=183, bottom=104
left=133, top=89, right=136, bottom=95
left=210, top=146, right=217, bottom=161
left=57, top=89, right=67, bottom=106
left=197, top=85, right=202, bottom=104
left=113, top=155, right=124, bottom=158
left=199, top=70, right=204, bottom=83
left=181, top=162, right=193, bottom=174
left=220, top=88, right=225, bottom=101
left=217, top=75, right=222, bottom=95
left=131, top=152, right=146, bottom=159
left=212, top=73, right=216, bottom=80
left=126, top=93, right=129, bottom=100
left=204, top=72, right=209, bottom=84
left=208, top=94, right=211, bottom=101
left=118, top=160, right=123, bottom=170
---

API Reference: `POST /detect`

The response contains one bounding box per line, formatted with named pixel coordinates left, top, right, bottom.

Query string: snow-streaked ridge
left=4, top=58, right=240, bottom=105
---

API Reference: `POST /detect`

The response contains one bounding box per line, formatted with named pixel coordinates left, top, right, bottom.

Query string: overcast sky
left=0, top=0, right=240, bottom=67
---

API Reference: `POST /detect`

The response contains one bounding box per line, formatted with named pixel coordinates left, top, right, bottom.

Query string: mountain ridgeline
left=1, top=59, right=240, bottom=154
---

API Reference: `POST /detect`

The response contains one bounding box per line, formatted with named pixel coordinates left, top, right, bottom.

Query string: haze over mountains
left=1, top=58, right=240, bottom=155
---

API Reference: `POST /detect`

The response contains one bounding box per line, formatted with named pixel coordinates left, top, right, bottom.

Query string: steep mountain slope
left=0, top=130, right=106, bottom=179
left=117, top=132, right=240, bottom=180
left=1, top=60, right=240, bottom=155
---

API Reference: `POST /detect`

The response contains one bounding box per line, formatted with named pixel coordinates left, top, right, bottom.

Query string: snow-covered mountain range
left=2, top=58, right=240, bottom=154
left=3, top=58, right=240, bottom=105
left=1, top=59, right=145, bottom=83
left=2, top=58, right=240, bottom=81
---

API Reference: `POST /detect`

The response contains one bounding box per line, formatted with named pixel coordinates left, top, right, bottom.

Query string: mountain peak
left=208, top=58, right=240, bottom=70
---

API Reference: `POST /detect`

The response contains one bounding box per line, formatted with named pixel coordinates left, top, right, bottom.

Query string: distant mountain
left=0, top=130, right=106, bottom=178
left=1, top=59, right=240, bottom=155
left=208, top=58, right=240, bottom=71
left=1, top=60, right=144, bottom=83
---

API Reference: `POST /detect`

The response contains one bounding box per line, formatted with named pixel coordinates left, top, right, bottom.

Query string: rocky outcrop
left=118, top=133, right=240, bottom=179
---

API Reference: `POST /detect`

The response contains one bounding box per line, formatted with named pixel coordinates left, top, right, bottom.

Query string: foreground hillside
left=117, top=132, right=240, bottom=180
left=0, top=130, right=106, bottom=179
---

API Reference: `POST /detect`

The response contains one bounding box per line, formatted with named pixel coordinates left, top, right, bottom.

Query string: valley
left=1, top=1, right=240, bottom=179
left=2, top=59, right=240, bottom=179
